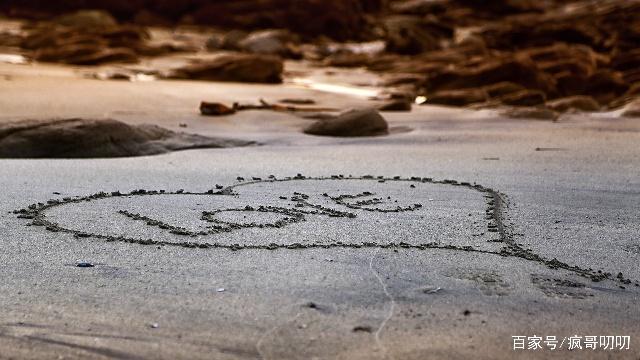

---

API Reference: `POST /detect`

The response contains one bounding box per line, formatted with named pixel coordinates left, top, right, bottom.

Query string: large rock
left=0, top=118, right=254, bottom=158
left=621, top=99, right=640, bottom=118
left=303, top=108, right=388, bottom=137
left=497, top=89, right=546, bottom=106
left=384, top=16, right=450, bottom=55
left=423, top=57, right=556, bottom=96
left=20, top=22, right=163, bottom=65
left=237, top=29, right=300, bottom=58
left=167, top=54, right=283, bottom=83
left=546, top=96, right=600, bottom=112
left=1, top=0, right=380, bottom=41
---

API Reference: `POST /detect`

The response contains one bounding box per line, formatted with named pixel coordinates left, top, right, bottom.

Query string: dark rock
left=200, top=102, right=237, bottom=116
left=167, top=54, right=283, bottom=83
left=384, top=15, right=448, bottom=55
left=303, top=108, right=388, bottom=137
left=76, top=262, right=95, bottom=268
left=482, top=82, right=526, bottom=98
left=279, top=98, right=316, bottom=105
left=424, top=57, right=556, bottom=96
left=378, top=99, right=412, bottom=111
left=546, top=96, right=600, bottom=112
left=0, top=118, right=254, bottom=158
left=621, top=99, right=640, bottom=118
left=497, top=89, right=546, bottom=106
left=352, top=325, right=373, bottom=333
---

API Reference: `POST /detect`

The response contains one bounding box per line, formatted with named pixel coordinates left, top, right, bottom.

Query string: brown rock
left=567, top=70, right=627, bottom=106
left=303, top=108, right=388, bottom=137
left=384, top=15, right=448, bottom=55
left=378, top=99, right=412, bottom=112
left=546, top=96, right=600, bottom=112
left=424, top=57, right=556, bottom=96
left=482, top=82, right=526, bottom=98
left=425, top=89, right=488, bottom=106
left=620, top=99, right=640, bottom=118
left=0, top=118, right=254, bottom=158
left=200, top=102, right=237, bottom=116
left=497, top=90, right=546, bottom=106
left=168, top=54, right=283, bottom=83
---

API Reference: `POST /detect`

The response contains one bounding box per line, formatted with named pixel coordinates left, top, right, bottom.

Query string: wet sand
left=0, top=59, right=639, bottom=359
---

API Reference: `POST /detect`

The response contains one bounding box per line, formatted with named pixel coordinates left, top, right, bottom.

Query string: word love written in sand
left=15, top=175, right=634, bottom=284
left=15, top=176, right=502, bottom=252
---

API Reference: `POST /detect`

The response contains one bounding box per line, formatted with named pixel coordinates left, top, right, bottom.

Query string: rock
left=200, top=102, right=237, bottom=116
left=482, top=82, right=526, bottom=98
left=497, top=89, right=546, bottom=106
left=75, top=262, right=95, bottom=268
left=384, top=16, right=447, bottom=55
left=238, top=29, right=300, bottom=58
left=378, top=99, right=412, bottom=111
left=303, top=108, right=388, bottom=137
left=167, top=54, right=283, bottom=83
left=425, top=89, right=488, bottom=106
left=207, top=30, right=248, bottom=51
left=500, top=106, right=559, bottom=120
left=621, top=99, right=640, bottom=118
left=352, top=325, right=373, bottom=333
left=0, top=118, right=254, bottom=158
left=54, top=10, right=118, bottom=29
left=546, top=96, right=600, bottom=112
left=583, top=70, right=629, bottom=105
left=35, top=45, right=139, bottom=65
left=424, top=57, right=556, bottom=96
left=279, top=98, right=316, bottom=105
left=21, top=23, right=154, bottom=65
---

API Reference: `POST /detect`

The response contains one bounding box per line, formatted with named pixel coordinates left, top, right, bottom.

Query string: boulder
left=167, top=54, right=283, bottom=83
left=303, top=108, right=388, bottom=137
left=546, top=96, right=600, bottom=112
left=0, top=118, right=254, bottom=158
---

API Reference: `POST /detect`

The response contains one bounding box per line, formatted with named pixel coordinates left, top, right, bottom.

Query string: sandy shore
left=0, top=58, right=639, bottom=359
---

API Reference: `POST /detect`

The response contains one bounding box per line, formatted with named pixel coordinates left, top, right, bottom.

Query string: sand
left=0, top=57, right=639, bottom=359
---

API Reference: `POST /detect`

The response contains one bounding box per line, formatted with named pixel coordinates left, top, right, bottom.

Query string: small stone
left=200, top=102, right=236, bottom=116
left=352, top=325, right=372, bottom=333
left=216, top=288, right=225, bottom=292
left=149, top=323, right=159, bottom=329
